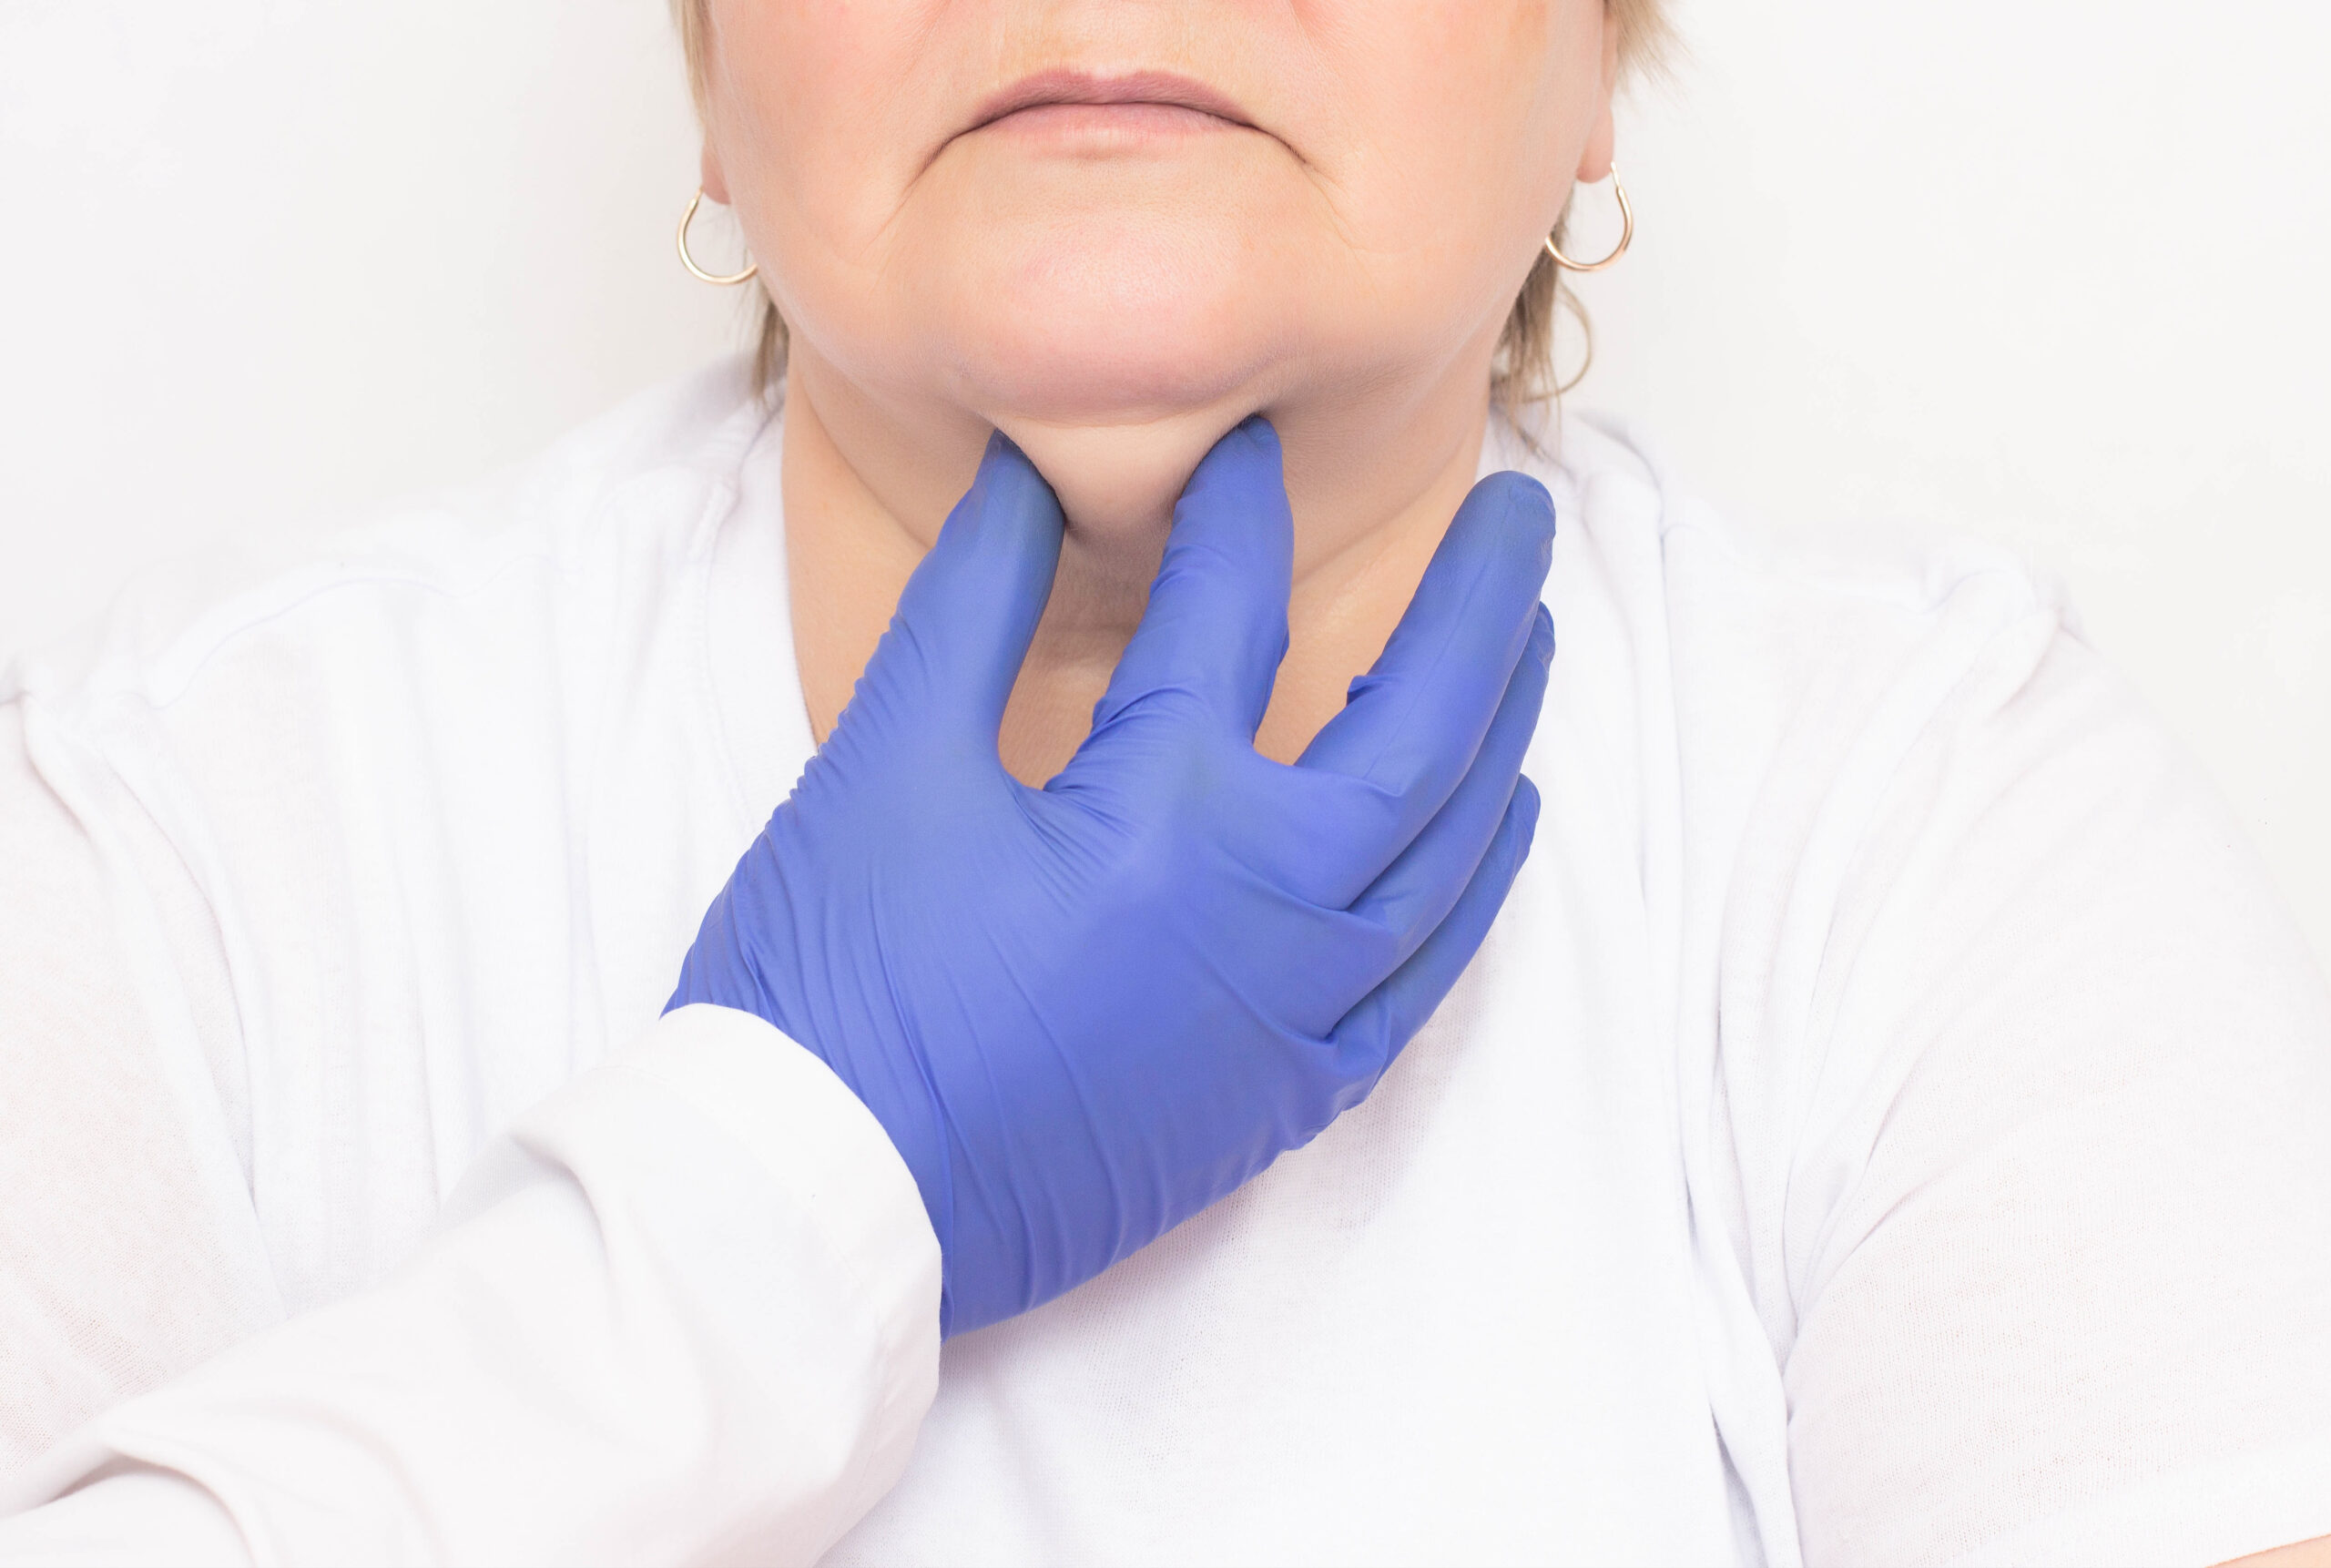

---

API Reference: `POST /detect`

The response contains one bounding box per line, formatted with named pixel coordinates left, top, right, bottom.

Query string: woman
left=2, top=1, right=2327, bottom=1563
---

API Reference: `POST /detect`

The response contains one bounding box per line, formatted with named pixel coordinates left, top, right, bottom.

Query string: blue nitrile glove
left=670, top=417, right=1553, bottom=1335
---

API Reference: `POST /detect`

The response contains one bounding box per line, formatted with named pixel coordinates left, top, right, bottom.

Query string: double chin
left=931, top=269, right=1305, bottom=547
left=802, top=303, right=1300, bottom=550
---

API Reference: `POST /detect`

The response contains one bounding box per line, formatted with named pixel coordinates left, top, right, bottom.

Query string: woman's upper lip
left=963, top=69, right=1257, bottom=137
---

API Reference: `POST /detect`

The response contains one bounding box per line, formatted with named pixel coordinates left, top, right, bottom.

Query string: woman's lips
left=962, top=68, right=1257, bottom=142
left=987, top=99, right=1236, bottom=137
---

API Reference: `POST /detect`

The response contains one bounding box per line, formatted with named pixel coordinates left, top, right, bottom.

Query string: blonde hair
left=671, top=1, right=1673, bottom=404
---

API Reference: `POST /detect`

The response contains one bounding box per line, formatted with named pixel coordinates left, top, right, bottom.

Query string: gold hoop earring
left=677, top=188, right=758, bottom=286
left=1542, top=166, right=1633, bottom=273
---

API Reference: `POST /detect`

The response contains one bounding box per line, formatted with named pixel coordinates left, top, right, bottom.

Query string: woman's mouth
left=962, top=69, right=1258, bottom=146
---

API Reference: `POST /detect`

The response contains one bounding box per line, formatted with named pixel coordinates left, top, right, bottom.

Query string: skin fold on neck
left=779, top=321, right=1512, bottom=787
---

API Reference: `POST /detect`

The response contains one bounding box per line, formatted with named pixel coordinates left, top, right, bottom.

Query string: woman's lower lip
left=980, top=100, right=1244, bottom=142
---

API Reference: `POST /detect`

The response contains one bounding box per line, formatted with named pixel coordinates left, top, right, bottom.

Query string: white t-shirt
left=1, top=360, right=2327, bottom=1567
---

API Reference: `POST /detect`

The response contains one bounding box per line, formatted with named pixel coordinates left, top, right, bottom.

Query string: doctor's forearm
left=0, top=1006, right=940, bottom=1566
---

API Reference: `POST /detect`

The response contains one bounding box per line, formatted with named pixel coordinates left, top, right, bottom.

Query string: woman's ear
left=1577, top=19, right=1619, bottom=183
left=1578, top=103, right=1615, bottom=183
left=699, top=142, right=731, bottom=205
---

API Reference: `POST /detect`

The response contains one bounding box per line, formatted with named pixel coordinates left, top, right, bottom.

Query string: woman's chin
left=907, top=283, right=1288, bottom=424
left=931, top=316, right=1296, bottom=539
left=864, top=210, right=1314, bottom=423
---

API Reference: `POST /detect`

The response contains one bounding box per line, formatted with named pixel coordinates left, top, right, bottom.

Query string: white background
left=3, top=0, right=2328, bottom=960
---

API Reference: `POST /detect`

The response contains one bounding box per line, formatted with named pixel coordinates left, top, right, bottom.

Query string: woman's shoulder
left=1537, top=405, right=2073, bottom=657
left=1546, top=415, right=2331, bottom=1568
left=5, top=356, right=777, bottom=722
left=1526, top=405, right=2093, bottom=794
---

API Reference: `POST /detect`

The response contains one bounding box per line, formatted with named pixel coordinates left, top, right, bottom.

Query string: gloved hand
left=671, top=417, right=1554, bottom=1335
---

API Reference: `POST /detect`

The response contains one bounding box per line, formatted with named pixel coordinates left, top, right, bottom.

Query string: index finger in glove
left=1345, top=601, right=1552, bottom=955
left=1291, top=471, right=1553, bottom=869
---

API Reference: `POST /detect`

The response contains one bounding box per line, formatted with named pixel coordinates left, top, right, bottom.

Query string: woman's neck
left=778, top=337, right=1503, bottom=784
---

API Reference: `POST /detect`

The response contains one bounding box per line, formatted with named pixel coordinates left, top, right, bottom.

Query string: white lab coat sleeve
left=0, top=1003, right=943, bottom=1567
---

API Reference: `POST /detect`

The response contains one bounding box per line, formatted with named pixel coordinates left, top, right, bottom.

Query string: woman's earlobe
left=699, top=144, right=731, bottom=206
left=1577, top=16, right=1621, bottom=183
left=1577, top=103, right=1617, bottom=185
